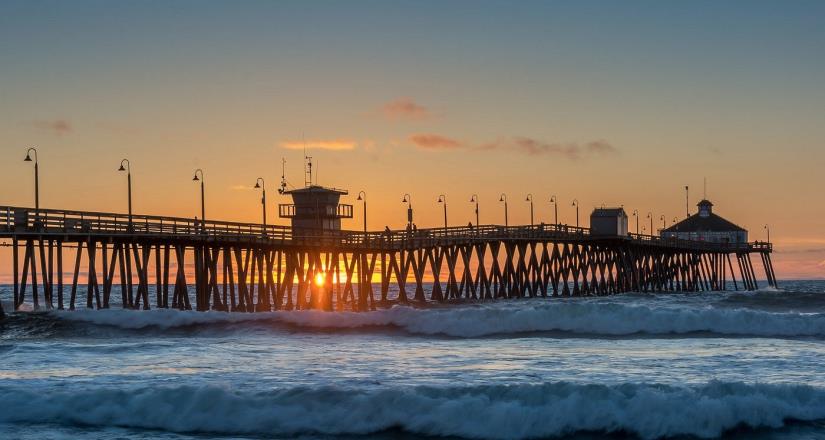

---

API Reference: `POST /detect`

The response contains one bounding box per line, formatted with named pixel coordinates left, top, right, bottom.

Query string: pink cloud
left=381, top=98, right=430, bottom=121
left=586, top=139, right=617, bottom=155
left=410, top=134, right=463, bottom=149
left=32, top=119, right=72, bottom=136
left=478, top=137, right=618, bottom=159
left=409, top=133, right=617, bottom=158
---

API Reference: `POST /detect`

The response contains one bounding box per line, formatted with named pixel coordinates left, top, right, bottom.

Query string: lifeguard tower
left=278, top=156, right=353, bottom=236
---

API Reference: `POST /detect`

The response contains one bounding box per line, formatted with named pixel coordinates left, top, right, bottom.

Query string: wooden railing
left=0, top=206, right=768, bottom=252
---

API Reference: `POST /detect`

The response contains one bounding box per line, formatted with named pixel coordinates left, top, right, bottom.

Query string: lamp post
left=118, top=159, right=133, bottom=229
left=647, top=212, right=653, bottom=236
left=254, top=177, right=267, bottom=230
left=549, top=195, right=558, bottom=226
left=632, top=209, right=639, bottom=235
left=357, top=191, right=367, bottom=233
left=469, top=194, right=479, bottom=227
left=437, top=194, right=448, bottom=231
left=499, top=193, right=508, bottom=227
left=572, top=199, right=579, bottom=228
left=192, top=169, right=205, bottom=232
left=660, top=214, right=666, bottom=230
left=23, top=147, right=39, bottom=220
left=525, top=193, right=534, bottom=226
left=764, top=224, right=770, bottom=244
left=402, top=193, right=412, bottom=227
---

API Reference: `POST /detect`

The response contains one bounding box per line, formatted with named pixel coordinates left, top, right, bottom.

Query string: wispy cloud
left=280, top=139, right=357, bottom=151
left=381, top=97, right=430, bottom=121
left=411, top=133, right=617, bottom=159
left=480, top=138, right=617, bottom=159
left=409, top=134, right=463, bottom=149
left=480, top=137, right=579, bottom=158
left=32, top=119, right=72, bottom=136
left=586, top=140, right=617, bottom=155
left=776, top=247, right=825, bottom=254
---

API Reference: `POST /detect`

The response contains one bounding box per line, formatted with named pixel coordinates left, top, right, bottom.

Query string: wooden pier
left=0, top=205, right=776, bottom=315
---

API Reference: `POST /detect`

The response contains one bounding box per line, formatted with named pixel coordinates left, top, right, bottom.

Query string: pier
left=0, top=204, right=776, bottom=315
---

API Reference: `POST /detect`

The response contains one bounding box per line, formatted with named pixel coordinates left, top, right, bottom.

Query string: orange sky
left=1, top=1, right=824, bottom=280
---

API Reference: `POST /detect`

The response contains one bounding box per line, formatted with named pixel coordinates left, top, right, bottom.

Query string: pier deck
left=0, top=206, right=776, bottom=314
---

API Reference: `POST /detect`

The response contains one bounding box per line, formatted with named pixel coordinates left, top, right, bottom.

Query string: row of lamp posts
left=390, top=193, right=581, bottom=231
left=20, top=149, right=774, bottom=242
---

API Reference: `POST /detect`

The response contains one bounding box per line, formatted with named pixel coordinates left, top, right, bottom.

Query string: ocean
left=1, top=281, right=824, bottom=439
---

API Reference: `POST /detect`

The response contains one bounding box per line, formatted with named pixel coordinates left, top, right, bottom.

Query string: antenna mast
left=303, top=137, right=313, bottom=188
left=278, top=158, right=287, bottom=194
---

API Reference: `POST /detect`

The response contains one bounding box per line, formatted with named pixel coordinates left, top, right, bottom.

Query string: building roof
left=663, top=212, right=746, bottom=233
left=281, top=185, right=348, bottom=196
left=591, top=207, right=627, bottom=217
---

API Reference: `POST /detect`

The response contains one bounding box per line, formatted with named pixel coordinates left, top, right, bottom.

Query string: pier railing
left=0, top=205, right=767, bottom=253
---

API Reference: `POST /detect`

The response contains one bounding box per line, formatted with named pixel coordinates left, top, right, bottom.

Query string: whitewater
left=1, top=280, right=825, bottom=439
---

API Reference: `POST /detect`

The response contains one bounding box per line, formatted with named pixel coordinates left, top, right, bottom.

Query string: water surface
left=1, top=281, right=824, bottom=439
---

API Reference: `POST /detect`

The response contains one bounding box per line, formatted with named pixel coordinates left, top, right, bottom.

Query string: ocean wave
left=51, top=300, right=825, bottom=338
left=0, top=381, right=823, bottom=439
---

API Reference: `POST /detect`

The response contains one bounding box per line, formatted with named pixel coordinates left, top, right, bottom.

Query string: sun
left=314, top=272, right=326, bottom=287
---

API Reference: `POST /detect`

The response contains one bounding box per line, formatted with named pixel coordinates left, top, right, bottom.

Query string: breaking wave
left=0, top=381, right=823, bottom=439
left=49, top=299, right=825, bottom=338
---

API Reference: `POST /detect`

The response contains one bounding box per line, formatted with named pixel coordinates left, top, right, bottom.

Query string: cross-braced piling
left=0, top=206, right=776, bottom=313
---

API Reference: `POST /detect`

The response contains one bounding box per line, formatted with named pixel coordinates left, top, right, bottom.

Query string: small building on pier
left=279, top=186, right=353, bottom=233
left=590, top=207, right=629, bottom=236
left=662, top=199, right=747, bottom=244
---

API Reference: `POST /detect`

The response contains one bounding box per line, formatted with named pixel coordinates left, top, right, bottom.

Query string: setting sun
left=314, top=272, right=326, bottom=287
left=1, top=2, right=824, bottom=439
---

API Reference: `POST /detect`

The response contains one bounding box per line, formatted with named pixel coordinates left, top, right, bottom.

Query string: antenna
left=305, top=155, right=313, bottom=187
left=303, top=135, right=313, bottom=188
left=278, top=158, right=287, bottom=194
left=703, top=177, right=707, bottom=200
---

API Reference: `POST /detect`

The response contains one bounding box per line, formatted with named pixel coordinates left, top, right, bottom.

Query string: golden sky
left=1, top=1, right=824, bottom=279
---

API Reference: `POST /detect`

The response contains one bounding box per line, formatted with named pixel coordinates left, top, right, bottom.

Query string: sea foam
left=0, top=381, right=823, bottom=439
left=53, top=300, right=825, bottom=338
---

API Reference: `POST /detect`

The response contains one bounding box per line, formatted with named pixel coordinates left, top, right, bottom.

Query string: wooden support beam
left=12, top=237, right=19, bottom=309
left=101, top=242, right=110, bottom=308
left=162, top=244, right=171, bottom=308
left=125, top=242, right=134, bottom=308
left=104, top=242, right=120, bottom=308
left=37, top=239, right=48, bottom=309
left=56, top=240, right=63, bottom=310
left=117, top=243, right=128, bottom=308
left=155, top=243, right=163, bottom=308
left=69, top=241, right=83, bottom=310
left=30, top=240, right=39, bottom=309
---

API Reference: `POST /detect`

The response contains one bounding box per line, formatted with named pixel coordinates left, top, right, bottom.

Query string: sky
left=0, top=0, right=824, bottom=279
